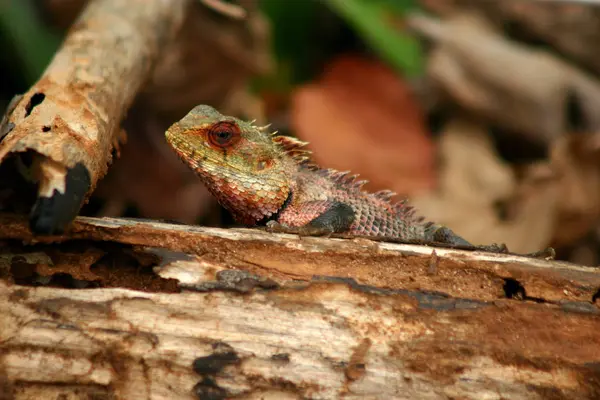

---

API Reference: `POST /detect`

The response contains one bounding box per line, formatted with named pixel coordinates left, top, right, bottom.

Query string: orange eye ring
left=208, top=121, right=240, bottom=148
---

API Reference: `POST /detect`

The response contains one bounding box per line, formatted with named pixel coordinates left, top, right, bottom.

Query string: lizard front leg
left=266, top=201, right=355, bottom=237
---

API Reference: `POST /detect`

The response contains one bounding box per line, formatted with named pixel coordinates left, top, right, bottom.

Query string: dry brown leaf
left=413, top=115, right=600, bottom=253
left=290, top=55, right=436, bottom=197
left=550, top=135, right=600, bottom=246
left=412, top=117, right=560, bottom=253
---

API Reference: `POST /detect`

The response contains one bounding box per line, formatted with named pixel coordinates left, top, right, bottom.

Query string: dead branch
left=419, top=0, right=600, bottom=74
left=0, top=0, right=189, bottom=235
left=407, top=12, right=600, bottom=144
left=1, top=215, right=600, bottom=399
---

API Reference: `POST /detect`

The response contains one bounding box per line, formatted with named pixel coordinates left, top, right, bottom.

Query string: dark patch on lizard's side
left=307, top=201, right=355, bottom=233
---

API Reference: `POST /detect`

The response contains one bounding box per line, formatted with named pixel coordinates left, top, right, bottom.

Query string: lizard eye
left=208, top=121, right=240, bottom=148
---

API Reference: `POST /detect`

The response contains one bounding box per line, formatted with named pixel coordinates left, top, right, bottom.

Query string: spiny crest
left=392, top=199, right=425, bottom=222
left=320, top=168, right=425, bottom=222
left=318, top=169, right=368, bottom=190
left=266, top=128, right=427, bottom=223
left=272, top=135, right=309, bottom=152
left=272, top=135, right=319, bottom=168
left=257, top=124, right=272, bottom=132
left=373, top=190, right=396, bottom=201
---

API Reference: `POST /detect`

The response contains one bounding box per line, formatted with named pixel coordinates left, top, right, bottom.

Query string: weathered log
left=1, top=215, right=600, bottom=399
left=0, top=0, right=188, bottom=235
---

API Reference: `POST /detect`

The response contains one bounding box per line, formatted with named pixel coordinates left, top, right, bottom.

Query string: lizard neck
left=194, top=166, right=292, bottom=226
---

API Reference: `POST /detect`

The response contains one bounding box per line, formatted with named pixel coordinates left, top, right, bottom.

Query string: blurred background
left=2, top=0, right=600, bottom=265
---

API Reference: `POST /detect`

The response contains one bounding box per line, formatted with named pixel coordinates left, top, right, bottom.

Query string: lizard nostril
left=256, top=159, right=273, bottom=171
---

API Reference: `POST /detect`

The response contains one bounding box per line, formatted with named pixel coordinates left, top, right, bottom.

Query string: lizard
left=164, top=104, right=553, bottom=257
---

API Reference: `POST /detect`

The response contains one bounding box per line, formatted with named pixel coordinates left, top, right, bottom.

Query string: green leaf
left=0, top=0, right=61, bottom=84
left=260, top=0, right=322, bottom=83
left=324, top=0, right=423, bottom=77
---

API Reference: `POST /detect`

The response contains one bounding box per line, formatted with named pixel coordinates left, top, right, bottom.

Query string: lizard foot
left=522, top=247, right=556, bottom=260
left=430, top=225, right=511, bottom=253
left=455, top=243, right=555, bottom=259
left=266, top=221, right=334, bottom=237
left=466, top=243, right=555, bottom=259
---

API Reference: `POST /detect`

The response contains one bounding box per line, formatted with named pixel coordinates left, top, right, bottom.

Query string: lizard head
left=165, top=105, right=294, bottom=225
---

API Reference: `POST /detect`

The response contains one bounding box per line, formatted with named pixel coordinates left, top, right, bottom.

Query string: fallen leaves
left=399, top=11, right=600, bottom=256
left=411, top=118, right=559, bottom=254
left=411, top=116, right=600, bottom=254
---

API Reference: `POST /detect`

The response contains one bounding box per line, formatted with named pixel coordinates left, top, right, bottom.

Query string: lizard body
left=165, top=105, right=472, bottom=246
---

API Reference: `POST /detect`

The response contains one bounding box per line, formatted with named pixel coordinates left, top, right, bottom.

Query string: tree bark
left=1, top=215, right=599, bottom=399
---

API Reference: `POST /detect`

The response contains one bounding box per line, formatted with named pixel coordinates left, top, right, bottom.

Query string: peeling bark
left=0, top=0, right=188, bottom=234
left=1, top=215, right=600, bottom=398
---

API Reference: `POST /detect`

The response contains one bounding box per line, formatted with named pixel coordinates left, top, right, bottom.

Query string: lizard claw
left=523, top=247, right=556, bottom=260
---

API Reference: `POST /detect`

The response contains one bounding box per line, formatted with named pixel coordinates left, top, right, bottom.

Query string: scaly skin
left=165, top=105, right=473, bottom=246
